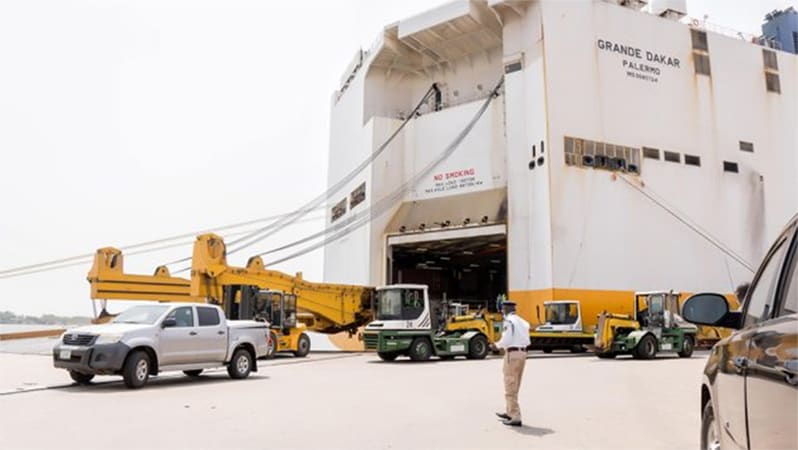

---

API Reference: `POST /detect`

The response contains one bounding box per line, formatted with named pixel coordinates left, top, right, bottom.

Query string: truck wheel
left=408, top=338, right=432, bottom=361
left=570, top=345, right=587, bottom=353
left=122, top=350, right=150, bottom=389
left=69, top=371, right=94, bottom=385
left=227, top=348, right=253, bottom=379
left=634, top=334, right=657, bottom=360
left=467, top=335, right=489, bottom=360
left=678, top=336, right=694, bottom=358
left=293, top=333, right=311, bottom=358
left=264, top=331, right=278, bottom=359
left=183, top=370, right=203, bottom=377
left=542, top=349, right=553, bottom=354
left=596, top=352, right=616, bottom=359
left=378, top=352, right=398, bottom=361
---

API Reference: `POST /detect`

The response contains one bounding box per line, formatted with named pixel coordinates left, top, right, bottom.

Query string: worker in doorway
left=493, top=300, right=530, bottom=427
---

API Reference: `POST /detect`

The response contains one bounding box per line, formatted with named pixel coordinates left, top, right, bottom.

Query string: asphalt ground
left=0, top=349, right=707, bottom=449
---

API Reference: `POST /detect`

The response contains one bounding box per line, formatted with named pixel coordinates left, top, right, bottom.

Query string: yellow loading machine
left=87, top=233, right=374, bottom=357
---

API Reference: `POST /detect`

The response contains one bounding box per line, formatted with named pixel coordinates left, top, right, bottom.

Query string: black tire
left=596, top=352, right=616, bottom=359
left=122, top=350, right=150, bottom=389
left=542, top=348, right=553, bottom=354
left=227, top=348, right=253, bottom=379
left=69, top=371, right=94, bottom=385
left=467, top=334, right=489, bottom=360
left=377, top=352, right=399, bottom=361
left=183, top=370, right=203, bottom=377
left=293, top=333, right=311, bottom=358
left=570, top=345, right=587, bottom=353
left=678, top=336, right=695, bottom=358
left=701, top=399, right=720, bottom=450
left=264, top=331, right=279, bottom=359
left=408, top=337, right=432, bottom=361
left=634, top=334, right=658, bottom=360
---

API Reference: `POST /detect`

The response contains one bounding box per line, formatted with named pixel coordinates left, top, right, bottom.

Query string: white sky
left=0, top=0, right=793, bottom=317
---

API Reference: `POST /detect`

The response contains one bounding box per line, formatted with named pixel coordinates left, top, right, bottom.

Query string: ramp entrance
left=387, top=225, right=506, bottom=313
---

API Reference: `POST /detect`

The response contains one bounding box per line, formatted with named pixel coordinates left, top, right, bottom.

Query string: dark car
left=683, top=214, right=797, bottom=450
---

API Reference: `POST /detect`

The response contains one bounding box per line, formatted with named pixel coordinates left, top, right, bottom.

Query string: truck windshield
left=112, top=305, right=170, bottom=325
left=376, top=288, right=424, bottom=321
left=545, top=303, right=579, bottom=325
left=647, top=295, right=664, bottom=314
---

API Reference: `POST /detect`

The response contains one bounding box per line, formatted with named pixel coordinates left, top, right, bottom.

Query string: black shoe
left=495, top=413, right=511, bottom=420
left=502, top=419, right=522, bottom=427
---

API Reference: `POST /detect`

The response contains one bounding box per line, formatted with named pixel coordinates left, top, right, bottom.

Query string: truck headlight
left=95, top=334, right=124, bottom=344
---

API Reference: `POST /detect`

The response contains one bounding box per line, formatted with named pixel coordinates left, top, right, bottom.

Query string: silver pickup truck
left=53, top=303, right=270, bottom=389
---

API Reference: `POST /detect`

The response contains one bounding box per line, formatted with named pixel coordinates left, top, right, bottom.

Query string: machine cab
left=447, top=302, right=470, bottom=318
left=536, top=300, right=583, bottom=332
left=369, top=284, right=431, bottom=330
left=634, top=290, right=688, bottom=330
left=253, top=289, right=297, bottom=333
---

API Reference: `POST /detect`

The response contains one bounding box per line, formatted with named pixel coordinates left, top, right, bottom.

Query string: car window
left=781, top=238, right=798, bottom=316
left=744, top=239, right=789, bottom=326
left=166, top=307, right=194, bottom=327
left=197, top=307, right=221, bottom=326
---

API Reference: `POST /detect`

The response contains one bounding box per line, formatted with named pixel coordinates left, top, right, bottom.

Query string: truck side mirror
left=162, top=318, right=177, bottom=328
left=682, top=293, right=741, bottom=329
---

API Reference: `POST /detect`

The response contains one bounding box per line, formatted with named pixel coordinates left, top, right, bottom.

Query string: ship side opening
left=387, top=227, right=507, bottom=315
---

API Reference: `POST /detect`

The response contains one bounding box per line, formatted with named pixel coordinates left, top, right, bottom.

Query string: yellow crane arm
left=87, top=247, right=200, bottom=303
left=189, top=234, right=374, bottom=333
left=86, top=235, right=374, bottom=333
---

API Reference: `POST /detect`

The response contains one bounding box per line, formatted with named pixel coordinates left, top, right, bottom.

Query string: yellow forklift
left=222, top=287, right=309, bottom=358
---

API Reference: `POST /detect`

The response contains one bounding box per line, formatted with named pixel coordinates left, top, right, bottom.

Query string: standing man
left=494, top=300, right=530, bottom=427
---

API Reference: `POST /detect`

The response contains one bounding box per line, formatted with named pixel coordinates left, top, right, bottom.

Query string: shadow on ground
left=509, top=424, right=555, bottom=437
left=527, top=352, right=595, bottom=359
left=60, top=372, right=269, bottom=394
left=366, top=357, right=493, bottom=365
left=589, top=350, right=710, bottom=363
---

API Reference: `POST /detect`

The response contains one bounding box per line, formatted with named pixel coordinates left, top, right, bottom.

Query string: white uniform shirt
left=496, top=312, right=531, bottom=349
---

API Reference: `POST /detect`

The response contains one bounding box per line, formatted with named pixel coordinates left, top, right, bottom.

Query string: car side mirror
left=162, top=318, right=177, bottom=328
left=682, top=293, right=741, bottom=329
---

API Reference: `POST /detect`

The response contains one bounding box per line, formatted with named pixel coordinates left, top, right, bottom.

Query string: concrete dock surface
left=0, top=350, right=706, bottom=449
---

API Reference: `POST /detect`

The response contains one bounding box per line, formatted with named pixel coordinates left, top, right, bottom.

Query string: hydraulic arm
left=189, top=234, right=374, bottom=333
left=87, top=247, right=199, bottom=303
left=87, top=234, right=374, bottom=334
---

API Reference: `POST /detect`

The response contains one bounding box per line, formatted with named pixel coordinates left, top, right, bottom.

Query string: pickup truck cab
left=53, top=303, right=270, bottom=389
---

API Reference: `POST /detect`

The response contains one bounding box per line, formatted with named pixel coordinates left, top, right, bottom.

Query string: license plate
left=59, top=350, right=72, bottom=360
left=450, top=344, right=465, bottom=352
left=661, top=343, right=672, bottom=350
